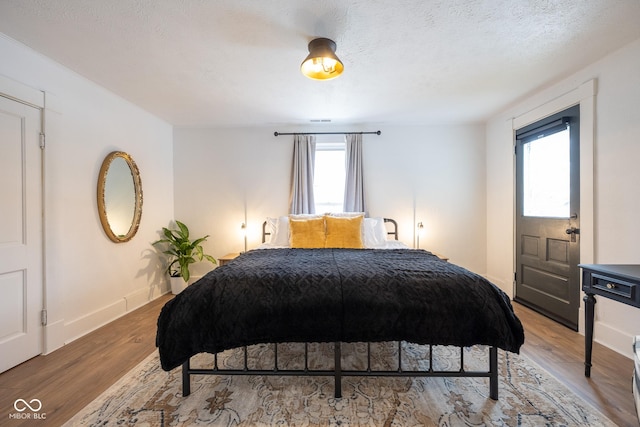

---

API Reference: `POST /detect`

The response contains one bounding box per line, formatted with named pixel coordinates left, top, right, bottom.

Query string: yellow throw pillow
left=324, top=215, right=364, bottom=249
left=289, top=217, right=326, bottom=248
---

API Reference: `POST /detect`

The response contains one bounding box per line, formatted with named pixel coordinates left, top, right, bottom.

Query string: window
left=522, top=127, right=571, bottom=217
left=313, top=139, right=345, bottom=213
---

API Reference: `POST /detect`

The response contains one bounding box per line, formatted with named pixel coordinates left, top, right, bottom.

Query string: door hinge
left=39, top=132, right=45, bottom=149
left=514, top=272, right=517, bottom=281
left=41, top=309, right=47, bottom=326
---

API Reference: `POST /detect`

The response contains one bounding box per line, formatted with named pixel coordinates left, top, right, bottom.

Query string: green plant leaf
left=176, top=220, right=189, bottom=239
left=191, top=236, right=209, bottom=247
left=180, top=264, right=190, bottom=282
left=152, top=220, right=216, bottom=281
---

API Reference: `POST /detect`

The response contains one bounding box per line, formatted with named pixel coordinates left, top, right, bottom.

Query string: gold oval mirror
left=97, top=151, right=143, bottom=243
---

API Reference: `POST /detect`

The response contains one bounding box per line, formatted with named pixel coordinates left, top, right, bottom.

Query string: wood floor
left=0, top=296, right=636, bottom=426
left=515, top=303, right=637, bottom=427
left=0, top=294, right=173, bottom=427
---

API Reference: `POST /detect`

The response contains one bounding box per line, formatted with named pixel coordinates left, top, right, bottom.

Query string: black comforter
left=156, top=249, right=524, bottom=371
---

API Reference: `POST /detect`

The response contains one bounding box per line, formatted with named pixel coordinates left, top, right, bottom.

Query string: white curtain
left=344, top=133, right=366, bottom=213
left=289, top=134, right=316, bottom=214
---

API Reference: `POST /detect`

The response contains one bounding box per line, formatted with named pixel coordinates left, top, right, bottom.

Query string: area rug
left=64, top=342, right=615, bottom=426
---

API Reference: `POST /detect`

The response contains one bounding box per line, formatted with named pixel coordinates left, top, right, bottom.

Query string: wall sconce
left=416, top=222, right=424, bottom=249
left=300, top=38, right=344, bottom=80
left=240, top=222, right=247, bottom=253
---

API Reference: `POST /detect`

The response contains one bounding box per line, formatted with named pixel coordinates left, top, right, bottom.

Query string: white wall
left=486, top=37, right=640, bottom=357
left=173, top=123, right=487, bottom=277
left=364, top=125, right=487, bottom=273
left=0, top=34, right=174, bottom=353
left=173, top=126, right=291, bottom=280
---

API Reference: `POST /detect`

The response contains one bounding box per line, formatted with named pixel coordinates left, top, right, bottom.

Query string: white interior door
left=0, top=94, right=43, bottom=373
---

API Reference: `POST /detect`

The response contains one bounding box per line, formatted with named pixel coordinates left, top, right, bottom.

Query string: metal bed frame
left=181, top=217, right=500, bottom=400
left=183, top=342, right=498, bottom=399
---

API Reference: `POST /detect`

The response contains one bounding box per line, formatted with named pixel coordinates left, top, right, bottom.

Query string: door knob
left=565, top=227, right=580, bottom=234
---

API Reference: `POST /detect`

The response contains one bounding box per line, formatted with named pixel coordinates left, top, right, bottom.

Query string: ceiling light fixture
left=300, top=38, right=344, bottom=80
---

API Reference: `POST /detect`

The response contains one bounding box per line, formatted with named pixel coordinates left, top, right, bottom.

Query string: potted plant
left=153, top=220, right=217, bottom=294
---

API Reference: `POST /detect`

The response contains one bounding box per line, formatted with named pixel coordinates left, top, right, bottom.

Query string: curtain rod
left=274, top=130, right=381, bottom=136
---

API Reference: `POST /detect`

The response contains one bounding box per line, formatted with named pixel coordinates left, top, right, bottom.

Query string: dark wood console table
left=579, top=264, right=640, bottom=376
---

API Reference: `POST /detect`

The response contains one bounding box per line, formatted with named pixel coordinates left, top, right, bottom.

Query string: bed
left=156, top=215, right=524, bottom=400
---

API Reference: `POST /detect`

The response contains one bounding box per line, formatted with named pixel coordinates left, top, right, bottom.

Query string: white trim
left=513, top=80, right=594, bottom=128
left=43, top=320, right=65, bottom=355
left=54, top=290, right=169, bottom=351
left=0, top=73, right=44, bottom=108
left=486, top=274, right=506, bottom=292
left=0, top=79, right=47, bottom=366
left=512, top=79, right=596, bottom=333
left=594, top=320, right=634, bottom=360
left=63, top=299, right=127, bottom=345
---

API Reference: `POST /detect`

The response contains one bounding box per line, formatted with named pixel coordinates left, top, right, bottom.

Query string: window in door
left=522, top=127, right=570, bottom=218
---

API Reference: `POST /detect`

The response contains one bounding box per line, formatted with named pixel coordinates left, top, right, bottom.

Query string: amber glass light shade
left=300, top=38, right=344, bottom=80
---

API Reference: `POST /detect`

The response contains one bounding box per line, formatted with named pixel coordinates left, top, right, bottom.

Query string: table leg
left=583, top=293, right=596, bottom=377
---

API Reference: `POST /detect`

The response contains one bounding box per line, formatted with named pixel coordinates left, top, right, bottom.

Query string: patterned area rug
left=64, top=342, right=615, bottom=426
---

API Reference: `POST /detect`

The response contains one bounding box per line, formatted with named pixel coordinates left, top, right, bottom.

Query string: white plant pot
left=170, top=276, right=188, bottom=295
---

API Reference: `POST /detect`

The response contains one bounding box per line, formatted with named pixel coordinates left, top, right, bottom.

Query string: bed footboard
left=181, top=342, right=499, bottom=400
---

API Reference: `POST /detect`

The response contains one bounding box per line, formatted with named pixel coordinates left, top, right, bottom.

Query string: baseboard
left=54, top=288, right=169, bottom=350
left=594, top=320, right=635, bottom=360
left=43, top=319, right=65, bottom=355
left=63, top=299, right=127, bottom=345
left=124, top=287, right=167, bottom=311
left=577, top=306, right=633, bottom=360
left=486, top=274, right=512, bottom=299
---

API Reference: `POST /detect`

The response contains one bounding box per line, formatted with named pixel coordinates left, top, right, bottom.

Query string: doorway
left=0, top=94, right=44, bottom=372
left=515, top=105, right=580, bottom=330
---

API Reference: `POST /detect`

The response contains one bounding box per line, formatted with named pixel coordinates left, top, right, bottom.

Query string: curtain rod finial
left=274, top=132, right=279, bottom=137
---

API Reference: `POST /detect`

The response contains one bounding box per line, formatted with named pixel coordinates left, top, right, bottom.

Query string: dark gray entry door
left=515, top=105, right=580, bottom=330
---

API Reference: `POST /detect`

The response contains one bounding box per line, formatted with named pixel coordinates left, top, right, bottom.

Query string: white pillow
left=363, top=217, right=388, bottom=248
left=269, top=216, right=290, bottom=246
left=327, top=212, right=365, bottom=218
left=266, top=217, right=278, bottom=243
left=269, top=214, right=386, bottom=247
left=289, top=213, right=324, bottom=219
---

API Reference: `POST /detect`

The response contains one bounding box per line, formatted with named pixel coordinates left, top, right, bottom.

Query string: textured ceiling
left=1, top=0, right=639, bottom=127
